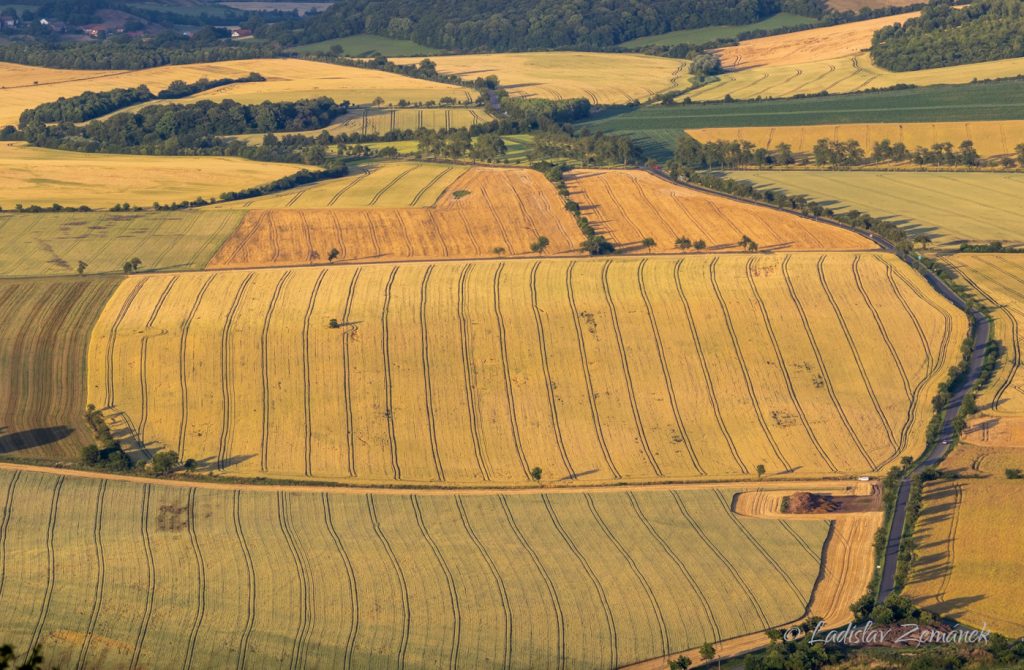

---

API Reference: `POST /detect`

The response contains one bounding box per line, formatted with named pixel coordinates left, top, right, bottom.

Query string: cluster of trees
left=674, top=134, right=795, bottom=168
left=872, top=0, right=1024, bottom=71
left=2, top=202, right=91, bottom=213
left=528, top=128, right=642, bottom=165
left=254, top=0, right=808, bottom=52
left=816, top=138, right=989, bottom=167
left=540, top=164, right=617, bottom=255
left=80, top=404, right=131, bottom=471
left=416, top=130, right=508, bottom=160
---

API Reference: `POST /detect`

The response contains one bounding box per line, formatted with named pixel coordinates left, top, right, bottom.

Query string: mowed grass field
left=88, top=254, right=962, bottom=484
left=392, top=52, right=688, bottom=104
left=685, top=54, right=1024, bottom=102
left=907, top=441, right=1024, bottom=637
left=566, top=169, right=873, bottom=252
left=0, top=143, right=302, bottom=210
left=0, top=278, right=120, bottom=461
left=0, top=59, right=473, bottom=127
left=209, top=162, right=468, bottom=210
left=952, top=255, right=1024, bottom=442
left=691, top=120, right=1024, bottom=159
left=619, top=13, right=819, bottom=48
left=0, top=210, right=244, bottom=277
left=723, top=170, right=1024, bottom=248
left=0, top=469, right=829, bottom=669
left=208, top=167, right=581, bottom=266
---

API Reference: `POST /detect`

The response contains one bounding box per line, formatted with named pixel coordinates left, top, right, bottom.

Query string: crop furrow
left=130, top=485, right=155, bottom=669
left=781, top=256, right=875, bottom=470
left=411, top=498, right=461, bottom=669
left=327, top=171, right=369, bottom=207
left=529, top=262, right=575, bottom=478
left=566, top=262, right=619, bottom=478
left=745, top=258, right=836, bottom=471
left=455, top=497, right=511, bottom=669
left=105, top=279, right=148, bottom=408
left=779, top=519, right=820, bottom=562
left=77, top=480, right=107, bottom=670
left=260, top=272, right=291, bottom=473
left=177, top=275, right=216, bottom=459
left=672, top=490, right=771, bottom=630
left=492, top=265, right=530, bottom=479
left=628, top=174, right=678, bottom=241
left=968, top=257, right=1023, bottom=407
left=182, top=488, right=207, bottom=670
left=28, top=476, right=63, bottom=657
left=853, top=256, right=912, bottom=400
left=219, top=273, right=255, bottom=471
left=138, top=277, right=178, bottom=446
left=709, top=257, right=792, bottom=472
left=382, top=267, right=401, bottom=480
left=585, top=494, right=668, bottom=657
left=0, top=472, right=21, bottom=601
left=233, top=491, right=256, bottom=670
left=673, top=259, right=748, bottom=474
left=369, top=165, right=416, bottom=206
left=331, top=219, right=347, bottom=260
left=420, top=266, right=444, bottom=480
left=411, top=166, right=453, bottom=207
left=302, top=269, right=328, bottom=477
left=367, top=496, right=410, bottom=670
left=458, top=265, right=490, bottom=480
left=817, top=256, right=898, bottom=452
left=498, top=495, right=565, bottom=669
left=542, top=495, right=617, bottom=668
left=322, top=494, right=359, bottom=668
left=478, top=186, right=516, bottom=253
left=341, top=269, right=361, bottom=477
left=936, top=483, right=962, bottom=605
left=601, top=260, right=662, bottom=476
left=278, top=493, right=312, bottom=670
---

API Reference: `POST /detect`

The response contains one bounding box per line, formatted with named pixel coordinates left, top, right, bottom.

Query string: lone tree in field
left=675, top=236, right=692, bottom=250
left=491, top=246, right=506, bottom=255
left=530, top=236, right=550, bottom=254
left=76, top=260, right=88, bottom=275
left=530, top=466, right=543, bottom=482
left=328, top=318, right=341, bottom=329
left=123, top=257, right=142, bottom=274
left=694, top=239, right=707, bottom=250
left=328, top=247, right=340, bottom=262
left=756, top=464, right=766, bottom=478
left=641, top=237, right=656, bottom=251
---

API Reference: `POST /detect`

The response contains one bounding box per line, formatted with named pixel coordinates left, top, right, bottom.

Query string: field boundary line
left=745, top=258, right=836, bottom=471
left=565, top=261, right=620, bottom=479
left=601, top=260, right=662, bottom=476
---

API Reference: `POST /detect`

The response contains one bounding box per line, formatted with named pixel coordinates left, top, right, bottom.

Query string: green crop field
left=0, top=277, right=120, bottom=462
left=619, top=13, right=819, bottom=48
left=0, top=210, right=245, bottom=278
left=722, top=170, right=1024, bottom=248
left=582, top=78, right=1024, bottom=159
left=0, top=469, right=828, bottom=669
left=291, top=33, right=446, bottom=57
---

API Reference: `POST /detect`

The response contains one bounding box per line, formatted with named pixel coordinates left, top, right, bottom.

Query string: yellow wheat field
left=952, top=255, right=1024, bottom=444
left=392, top=52, right=688, bottom=104
left=0, top=468, right=831, bottom=669
left=690, top=120, right=1024, bottom=159
left=0, top=142, right=303, bottom=210
left=906, top=441, right=1024, bottom=637
left=208, top=167, right=581, bottom=266
left=566, top=169, right=874, bottom=252
left=87, top=253, right=963, bottom=485
left=685, top=53, right=1024, bottom=101
left=209, top=162, right=467, bottom=210
left=714, top=12, right=919, bottom=69
left=0, top=58, right=473, bottom=127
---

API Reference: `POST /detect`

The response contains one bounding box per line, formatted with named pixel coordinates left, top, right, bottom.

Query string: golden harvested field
left=714, top=12, right=919, bottom=69
left=392, top=52, right=688, bottom=104
left=0, top=58, right=473, bottom=127
left=0, top=277, right=120, bottom=461
left=723, top=170, right=1024, bottom=248
left=208, top=167, right=581, bottom=266
left=0, top=467, right=831, bottom=668
left=686, top=54, right=1024, bottom=101
left=690, top=120, right=1024, bottom=160
left=566, top=169, right=874, bottom=252
left=88, top=254, right=962, bottom=484
left=951, top=255, right=1024, bottom=442
left=208, top=162, right=467, bottom=210
left=906, top=442, right=1024, bottom=637
left=0, top=210, right=244, bottom=277
left=0, top=142, right=302, bottom=210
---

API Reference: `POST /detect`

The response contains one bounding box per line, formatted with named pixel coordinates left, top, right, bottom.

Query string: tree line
left=871, top=0, right=1024, bottom=71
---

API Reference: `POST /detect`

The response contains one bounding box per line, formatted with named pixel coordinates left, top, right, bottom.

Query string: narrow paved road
left=877, top=306, right=990, bottom=601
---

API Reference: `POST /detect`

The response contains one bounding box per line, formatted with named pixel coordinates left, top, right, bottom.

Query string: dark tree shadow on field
left=185, top=453, right=257, bottom=473
left=0, top=425, right=74, bottom=453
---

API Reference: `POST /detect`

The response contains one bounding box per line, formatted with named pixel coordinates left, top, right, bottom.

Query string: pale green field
left=724, top=170, right=1024, bottom=247
left=0, top=469, right=828, bottom=669
left=620, top=13, right=819, bottom=48
left=0, top=210, right=244, bottom=277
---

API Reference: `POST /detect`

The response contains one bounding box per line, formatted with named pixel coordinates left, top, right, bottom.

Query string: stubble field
left=87, top=254, right=962, bottom=484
